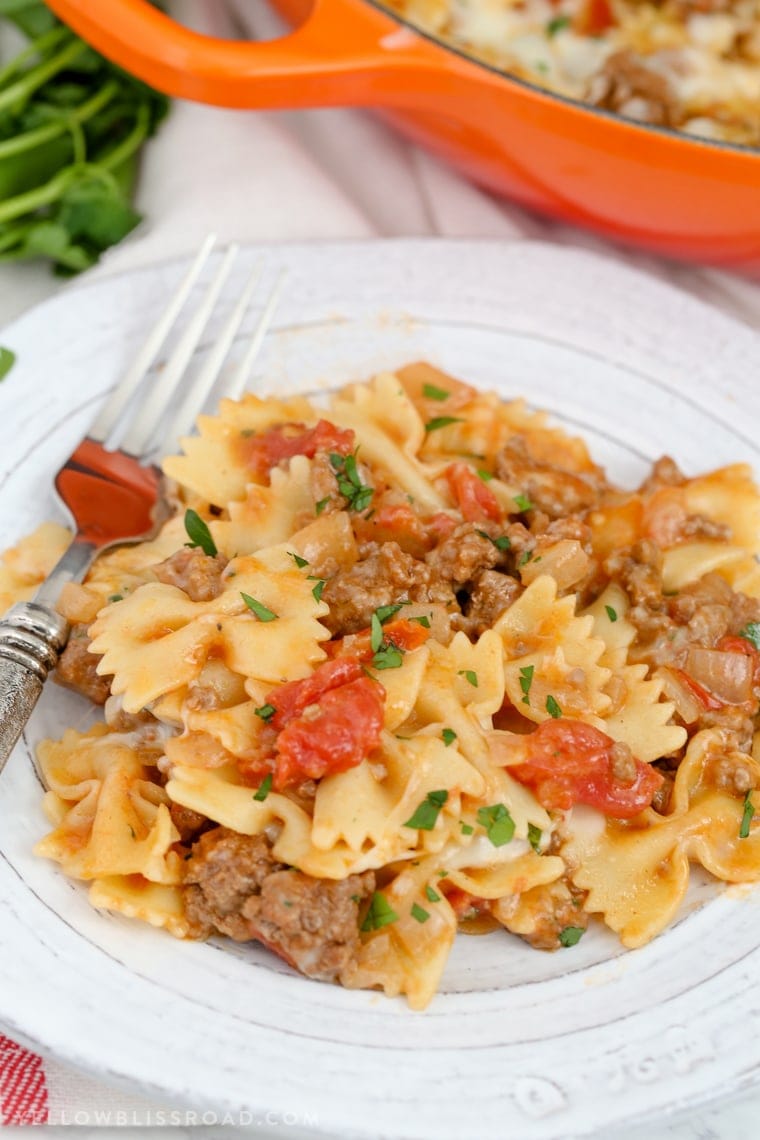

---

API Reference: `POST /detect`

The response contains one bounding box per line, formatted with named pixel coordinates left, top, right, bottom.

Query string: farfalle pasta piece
left=211, top=455, right=315, bottom=557
left=662, top=541, right=760, bottom=595
left=34, top=725, right=181, bottom=884
left=682, top=464, right=760, bottom=555
left=597, top=664, right=686, bottom=764
left=584, top=583, right=635, bottom=670
left=0, top=521, right=71, bottom=613
left=495, top=575, right=611, bottom=723
left=89, top=877, right=189, bottom=937
left=562, top=729, right=760, bottom=947
left=89, top=545, right=330, bottom=712
left=163, top=392, right=317, bottom=505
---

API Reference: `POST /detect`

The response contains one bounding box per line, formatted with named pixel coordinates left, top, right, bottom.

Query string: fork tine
left=118, top=243, right=240, bottom=457
left=225, top=269, right=286, bottom=402
left=92, top=233, right=217, bottom=445
left=159, top=262, right=262, bottom=458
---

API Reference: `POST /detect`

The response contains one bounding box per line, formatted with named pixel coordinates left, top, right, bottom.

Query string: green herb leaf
left=605, top=605, right=618, bottom=623
left=559, top=925, right=585, bottom=947
left=370, top=612, right=384, bottom=653
left=513, top=494, right=534, bottom=512
left=476, top=529, right=511, bottom=552
left=375, top=602, right=405, bottom=624
left=460, top=822, right=474, bottom=835
left=740, top=791, right=755, bottom=839
left=289, top=551, right=309, bottom=568
left=315, top=496, right=330, bottom=516
left=0, top=347, right=15, bottom=381
left=329, top=450, right=374, bottom=512
left=425, top=884, right=441, bottom=903
left=547, top=14, right=571, bottom=35
left=311, top=579, right=326, bottom=602
left=410, top=615, right=431, bottom=628
left=107, top=593, right=123, bottom=603
left=241, top=593, right=278, bottom=622
left=519, top=550, right=534, bottom=566
left=519, top=664, right=534, bottom=705
left=477, top=468, right=494, bottom=482
left=411, top=902, right=430, bottom=923
left=184, top=509, right=217, bottom=557
left=441, top=728, right=457, bottom=747
left=458, top=670, right=478, bottom=687
left=739, top=622, right=760, bottom=651
left=254, top=703, right=276, bottom=722
left=546, top=695, right=562, bottom=719
left=424, top=416, right=464, bottom=433
left=404, top=789, right=449, bottom=831
left=253, top=773, right=273, bottom=802
left=422, top=382, right=450, bottom=402
left=528, top=823, right=542, bottom=852
left=477, top=803, right=516, bottom=847
left=371, top=643, right=404, bottom=670
left=360, top=891, right=399, bottom=932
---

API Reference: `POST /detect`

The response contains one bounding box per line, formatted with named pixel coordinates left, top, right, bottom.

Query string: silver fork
left=0, top=236, right=283, bottom=772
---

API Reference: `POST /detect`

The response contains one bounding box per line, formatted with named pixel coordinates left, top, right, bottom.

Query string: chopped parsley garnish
left=528, top=823, right=542, bottom=853
left=372, top=643, right=404, bottom=670
left=289, top=551, right=309, bottom=568
left=546, top=13, right=571, bottom=35
left=311, top=579, right=326, bottom=602
left=546, top=695, right=562, bottom=719
left=329, top=450, right=374, bottom=512
left=411, top=903, right=430, bottom=924
left=424, top=415, right=464, bottom=433
left=477, top=803, right=516, bottom=847
left=477, top=468, right=494, bottom=482
left=513, top=494, right=534, bottom=513
left=253, top=773, right=273, bottom=802
left=476, top=529, right=511, bottom=552
left=370, top=612, right=384, bottom=653
left=184, top=509, right=218, bottom=557
left=519, top=550, right=534, bottom=566
left=360, top=892, right=399, bottom=932
left=460, top=822, right=474, bottom=835
left=605, top=605, right=618, bottom=623
left=422, top=382, right=450, bottom=402
left=241, top=593, right=278, bottom=622
left=739, top=622, right=760, bottom=651
left=425, top=884, right=441, bottom=903
left=441, top=728, right=457, bottom=747
left=410, top=615, right=431, bottom=628
left=458, top=670, right=478, bottom=687
left=0, top=347, right=15, bottom=382
left=315, top=496, right=331, bottom=516
left=740, top=791, right=755, bottom=839
left=559, top=925, right=585, bottom=947
left=255, top=703, right=276, bottom=722
left=108, top=594, right=123, bottom=604
left=519, top=664, right=535, bottom=705
left=403, top=789, right=449, bottom=830
left=375, top=602, right=405, bottom=624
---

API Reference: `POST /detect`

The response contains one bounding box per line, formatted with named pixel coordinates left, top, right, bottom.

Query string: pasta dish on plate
left=383, top=0, right=760, bottom=146
left=4, top=361, right=760, bottom=1009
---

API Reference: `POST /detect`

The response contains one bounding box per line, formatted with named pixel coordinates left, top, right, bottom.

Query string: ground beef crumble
left=55, top=623, right=111, bottom=704
left=153, top=547, right=228, bottom=602
left=183, top=827, right=375, bottom=982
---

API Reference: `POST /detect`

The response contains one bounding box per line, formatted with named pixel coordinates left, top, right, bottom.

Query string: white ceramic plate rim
left=2, top=239, right=760, bottom=1140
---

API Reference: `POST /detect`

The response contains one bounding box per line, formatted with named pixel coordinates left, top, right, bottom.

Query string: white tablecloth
left=2, top=1, right=760, bottom=1136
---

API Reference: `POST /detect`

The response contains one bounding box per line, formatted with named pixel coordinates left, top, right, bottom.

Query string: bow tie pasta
left=4, top=362, right=756, bottom=1009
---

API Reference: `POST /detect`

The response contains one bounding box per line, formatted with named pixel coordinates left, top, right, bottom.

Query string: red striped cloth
left=0, top=1037, right=48, bottom=1126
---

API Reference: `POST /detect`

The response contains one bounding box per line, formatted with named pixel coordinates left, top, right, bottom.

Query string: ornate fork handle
left=0, top=601, right=69, bottom=774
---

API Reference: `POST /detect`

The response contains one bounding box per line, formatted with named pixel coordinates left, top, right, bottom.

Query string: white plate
left=2, top=239, right=760, bottom=1140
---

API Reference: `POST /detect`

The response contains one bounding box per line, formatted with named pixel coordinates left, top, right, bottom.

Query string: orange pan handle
left=44, top=0, right=448, bottom=109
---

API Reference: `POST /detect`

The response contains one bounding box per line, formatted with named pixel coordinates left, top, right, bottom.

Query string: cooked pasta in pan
left=8, top=362, right=760, bottom=1008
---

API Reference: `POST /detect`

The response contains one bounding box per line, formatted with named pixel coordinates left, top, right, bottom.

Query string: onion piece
left=655, top=666, right=702, bottom=725
left=520, top=539, right=589, bottom=590
left=685, top=646, right=754, bottom=705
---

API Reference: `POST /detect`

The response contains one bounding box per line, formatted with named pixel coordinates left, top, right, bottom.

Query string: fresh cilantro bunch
left=0, top=0, right=168, bottom=273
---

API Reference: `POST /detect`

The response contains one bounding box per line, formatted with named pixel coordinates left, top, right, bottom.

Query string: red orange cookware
left=45, top=0, right=760, bottom=267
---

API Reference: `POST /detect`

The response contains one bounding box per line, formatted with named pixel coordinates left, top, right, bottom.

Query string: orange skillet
left=45, top=0, right=760, bottom=267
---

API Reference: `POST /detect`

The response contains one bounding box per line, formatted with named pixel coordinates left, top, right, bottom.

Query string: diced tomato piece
left=326, top=617, right=432, bottom=661
left=241, top=419, right=354, bottom=481
left=273, top=676, right=385, bottom=790
left=575, top=0, right=614, bottom=34
left=444, top=888, right=491, bottom=920
left=266, top=657, right=365, bottom=730
left=425, top=512, right=458, bottom=541
left=672, top=667, right=725, bottom=711
left=445, top=462, right=502, bottom=523
left=353, top=503, right=431, bottom=557
left=506, top=718, right=662, bottom=819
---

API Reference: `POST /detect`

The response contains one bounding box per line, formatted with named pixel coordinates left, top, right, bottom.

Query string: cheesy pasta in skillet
left=384, top=0, right=760, bottom=146
left=6, top=362, right=760, bottom=1009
